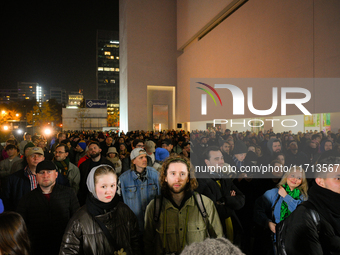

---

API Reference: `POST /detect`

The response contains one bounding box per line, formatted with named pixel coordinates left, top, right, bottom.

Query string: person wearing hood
left=106, top=147, right=122, bottom=175
left=285, top=140, right=309, bottom=170
left=261, top=138, right=282, bottom=166
left=60, top=164, right=140, bottom=255
left=303, top=139, right=319, bottom=164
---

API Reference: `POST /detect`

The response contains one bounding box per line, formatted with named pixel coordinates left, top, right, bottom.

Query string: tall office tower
left=17, top=82, right=45, bottom=105
left=50, top=87, right=67, bottom=105
left=96, top=30, right=119, bottom=107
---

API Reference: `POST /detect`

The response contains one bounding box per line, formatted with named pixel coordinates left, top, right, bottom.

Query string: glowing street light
left=44, top=128, right=52, bottom=135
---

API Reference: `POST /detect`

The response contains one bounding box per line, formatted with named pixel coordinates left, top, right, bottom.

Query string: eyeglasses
left=54, top=151, right=66, bottom=154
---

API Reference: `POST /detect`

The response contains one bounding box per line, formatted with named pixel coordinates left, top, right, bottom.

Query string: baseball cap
left=26, top=147, right=44, bottom=157
left=130, top=148, right=147, bottom=160
left=36, top=160, right=56, bottom=174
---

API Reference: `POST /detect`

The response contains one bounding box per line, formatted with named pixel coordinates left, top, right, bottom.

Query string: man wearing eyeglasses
left=53, top=144, right=80, bottom=193
left=17, top=160, right=79, bottom=255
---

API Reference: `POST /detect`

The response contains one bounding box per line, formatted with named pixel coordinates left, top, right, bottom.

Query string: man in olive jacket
left=144, top=155, right=223, bottom=254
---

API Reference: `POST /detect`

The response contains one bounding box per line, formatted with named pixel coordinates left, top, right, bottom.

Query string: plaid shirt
left=24, top=166, right=37, bottom=190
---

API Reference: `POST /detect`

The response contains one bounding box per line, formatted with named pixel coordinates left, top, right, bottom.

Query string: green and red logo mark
left=196, top=82, right=222, bottom=115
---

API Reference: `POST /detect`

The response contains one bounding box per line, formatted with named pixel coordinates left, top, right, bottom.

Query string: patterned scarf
left=54, top=158, right=70, bottom=177
left=232, top=155, right=243, bottom=169
left=135, top=169, right=147, bottom=182
left=280, top=183, right=301, bottom=221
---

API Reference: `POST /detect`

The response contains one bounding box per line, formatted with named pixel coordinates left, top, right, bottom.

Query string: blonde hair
left=278, top=166, right=308, bottom=199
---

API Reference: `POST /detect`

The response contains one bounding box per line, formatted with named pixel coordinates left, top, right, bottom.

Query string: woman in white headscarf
left=60, top=165, right=140, bottom=255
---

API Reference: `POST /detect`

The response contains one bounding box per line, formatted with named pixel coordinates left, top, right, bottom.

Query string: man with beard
left=77, top=141, right=114, bottom=205
left=144, top=155, right=223, bottom=254
left=119, top=148, right=160, bottom=235
left=17, top=160, right=79, bottom=255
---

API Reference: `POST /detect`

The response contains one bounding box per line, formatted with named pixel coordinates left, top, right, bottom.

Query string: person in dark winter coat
left=17, top=160, right=79, bottom=255
left=2, top=147, right=69, bottom=211
left=281, top=156, right=340, bottom=254
left=196, top=146, right=245, bottom=244
left=60, top=164, right=141, bottom=255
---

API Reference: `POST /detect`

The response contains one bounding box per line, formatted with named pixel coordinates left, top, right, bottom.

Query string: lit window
left=115, top=68, right=119, bottom=72
left=25, top=97, right=29, bottom=99
left=98, top=67, right=103, bottom=71
left=110, top=68, right=115, bottom=71
left=116, top=56, right=119, bottom=59
left=110, top=80, right=115, bottom=83
left=104, top=52, right=111, bottom=55
left=29, top=86, right=33, bottom=88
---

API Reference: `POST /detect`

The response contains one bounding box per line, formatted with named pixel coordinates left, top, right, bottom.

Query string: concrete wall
left=119, top=0, right=340, bottom=132
left=177, top=0, right=340, bottom=128
left=62, top=108, right=107, bottom=131
left=119, top=0, right=178, bottom=132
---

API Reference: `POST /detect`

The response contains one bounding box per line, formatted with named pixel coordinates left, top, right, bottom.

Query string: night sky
left=0, top=1, right=119, bottom=100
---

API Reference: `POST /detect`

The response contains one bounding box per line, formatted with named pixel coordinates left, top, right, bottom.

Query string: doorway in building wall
left=153, top=105, right=168, bottom=132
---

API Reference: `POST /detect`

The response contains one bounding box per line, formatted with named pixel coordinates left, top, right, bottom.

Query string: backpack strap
left=193, top=192, right=217, bottom=238
left=193, top=192, right=208, bottom=218
left=271, top=194, right=281, bottom=222
left=153, top=195, right=163, bottom=222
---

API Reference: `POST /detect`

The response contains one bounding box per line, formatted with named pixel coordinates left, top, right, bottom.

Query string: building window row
left=98, top=67, right=119, bottom=72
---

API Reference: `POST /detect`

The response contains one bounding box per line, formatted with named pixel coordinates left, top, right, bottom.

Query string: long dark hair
left=0, top=212, right=30, bottom=255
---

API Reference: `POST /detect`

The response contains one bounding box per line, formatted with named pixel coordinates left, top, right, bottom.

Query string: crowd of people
left=0, top=128, right=339, bottom=254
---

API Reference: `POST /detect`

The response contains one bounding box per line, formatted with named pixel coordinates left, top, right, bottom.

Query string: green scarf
left=280, top=183, right=301, bottom=221
left=53, top=158, right=70, bottom=177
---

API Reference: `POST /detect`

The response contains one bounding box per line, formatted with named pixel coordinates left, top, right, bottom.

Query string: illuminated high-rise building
left=17, top=82, right=46, bottom=105
left=96, top=30, right=119, bottom=107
